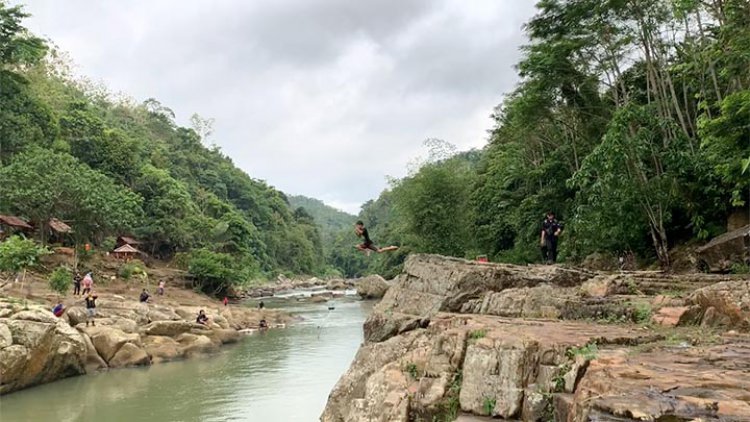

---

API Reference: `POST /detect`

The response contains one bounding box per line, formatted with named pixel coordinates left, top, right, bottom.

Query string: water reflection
left=0, top=299, right=371, bottom=422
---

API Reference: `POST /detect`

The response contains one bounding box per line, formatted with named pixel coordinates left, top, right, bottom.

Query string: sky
left=18, top=0, right=536, bottom=214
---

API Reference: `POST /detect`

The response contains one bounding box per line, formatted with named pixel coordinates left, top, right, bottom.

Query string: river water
left=0, top=293, right=371, bottom=422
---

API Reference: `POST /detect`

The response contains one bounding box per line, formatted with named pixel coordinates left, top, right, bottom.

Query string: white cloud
left=18, top=0, right=536, bottom=213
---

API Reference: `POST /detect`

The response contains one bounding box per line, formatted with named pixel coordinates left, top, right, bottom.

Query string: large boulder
left=0, top=312, right=87, bottom=394
left=108, top=342, right=150, bottom=368
left=176, top=333, right=218, bottom=356
left=696, top=225, right=750, bottom=272
left=356, top=275, right=391, bottom=299
left=85, top=326, right=142, bottom=362
left=142, top=320, right=193, bottom=337
left=364, top=254, right=594, bottom=342
left=77, top=330, right=107, bottom=372
left=687, top=280, right=750, bottom=330
left=143, top=335, right=184, bottom=363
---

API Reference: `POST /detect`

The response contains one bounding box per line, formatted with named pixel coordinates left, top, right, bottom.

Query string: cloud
left=19, top=0, right=536, bottom=214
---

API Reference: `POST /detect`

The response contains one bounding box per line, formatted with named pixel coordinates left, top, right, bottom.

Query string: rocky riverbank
left=0, top=291, right=291, bottom=395
left=322, top=254, right=750, bottom=421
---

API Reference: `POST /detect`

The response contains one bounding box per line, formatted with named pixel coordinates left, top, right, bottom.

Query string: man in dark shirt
left=354, top=221, right=399, bottom=256
left=139, top=289, right=150, bottom=303
left=72, top=272, right=82, bottom=296
left=84, top=293, right=98, bottom=326
left=540, top=212, right=562, bottom=264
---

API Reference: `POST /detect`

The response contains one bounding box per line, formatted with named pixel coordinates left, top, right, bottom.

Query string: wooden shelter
left=116, top=236, right=141, bottom=248
left=0, top=215, right=33, bottom=240
left=47, top=218, right=73, bottom=245
left=112, top=243, right=141, bottom=261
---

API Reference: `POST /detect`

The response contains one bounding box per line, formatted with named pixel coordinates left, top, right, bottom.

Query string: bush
left=0, top=236, right=48, bottom=276
left=101, top=236, right=116, bottom=252
left=48, top=267, right=71, bottom=296
left=188, top=248, right=249, bottom=295
left=118, top=262, right=147, bottom=281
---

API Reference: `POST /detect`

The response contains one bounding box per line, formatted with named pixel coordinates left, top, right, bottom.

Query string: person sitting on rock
left=259, top=319, right=268, bottom=329
left=52, top=301, right=65, bottom=317
left=196, top=310, right=209, bottom=325
left=139, top=289, right=150, bottom=303
left=84, top=292, right=98, bottom=326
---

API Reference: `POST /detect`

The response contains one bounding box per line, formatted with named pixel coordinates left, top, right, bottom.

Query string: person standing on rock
left=82, top=272, right=93, bottom=295
left=72, top=272, right=82, bottom=296
left=84, top=292, right=98, bottom=326
left=157, top=280, right=165, bottom=296
left=354, top=221, right=399, bottom=256
left=540, top=211, right=562, bottom=264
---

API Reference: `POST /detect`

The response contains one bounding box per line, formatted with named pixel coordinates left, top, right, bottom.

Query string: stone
left=651, top=306, right=690, bottom=327
left=86, top=326, right=142, bottom=362
left=0, top=318, right=86, bottom=394
left=78, top=331, right=107, bottom=373
left=0, top=321, right=12, bottom=348
left=108, top=342, right=150, bottom=368
left=10, top=309, right=59, bottom=324
left=142, top=320, right=193, bottom=337
left=581, top=252, right=617, bottom=271
left=696, top=224, right=750, bottom=272
left=688, top=280, right=750, bottom=329
left=65, top=306, right=88, bottom=326
left=198, top=328, right=241, bottom=345
left=143, top=335, right=184, bottom=363
left=327, top=279, right=352, bottom=290
left=175, top=333, right=218, bottom=356
left=355, top=275, right=391, bottom=299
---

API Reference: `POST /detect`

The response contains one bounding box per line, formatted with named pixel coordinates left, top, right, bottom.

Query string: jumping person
left=540, top=211, right=562, bottom=264
left=354, top=221, right=399, bottom=256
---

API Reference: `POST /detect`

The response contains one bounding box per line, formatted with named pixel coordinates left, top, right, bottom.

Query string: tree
left=0, top=235, right=47, bottom=288
left=48, top=267, right=70, bottom=298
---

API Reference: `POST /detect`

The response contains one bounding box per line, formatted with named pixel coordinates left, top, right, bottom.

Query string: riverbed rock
left=0, top=322, right=12, bottom=348
left=108, top=342, right=150, bottom=368
left=85, top=326, right=142, bottom=362
left=78, top=330, right=107, bottom=372
left=176, top=333, right=218, bottom=356
left=687, top=279, right=750, bottom=329
left=195, top=328, right=241, bottom=345
left=142, top=320, right=193, bottom=337
left=356, top=275, right=391, bottom=299
left=696, top=224, right=750, bottom=272
left=143, top=335, right=184, bottom=363
left=0, top=316, right=86, bottom=394
left=327, top=279, right=352, bottom=290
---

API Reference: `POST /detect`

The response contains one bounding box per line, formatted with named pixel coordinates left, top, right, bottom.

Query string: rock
left=696, top=224, right=750, bottom=272
left=356, top=275, right=391, bottom=299
left=142, top=320, right=193, bottom=337
left=309, top=295, right=328, bottom=303
left=77, top=331, right=107, bottom=373
left=10, top=309, right=60, bottom=324
left=175, top=333, right=218, bottom=356
left=108, top=342, right=150, bottom=368
left=327, top=279, right=352, bottom=290
left=651, top=306, right=690, bottom=327
left=688, top=280, right=750, bottom=329
left=0, top=322, right=12, bottom=348
left=1, top=318, right=86, bottom=394
left=86, top=326, right=142, bottom=362
left=143, top=335, right=184, bottom=363
left=365, top=254, right=594, bottom=342
left=65, top=306, right=88, bottom=326
left=195, top=328, right=240, bottom=346
left=579, top=274, right=618, bottom=297
left=581, top=252, right=617, bottom=271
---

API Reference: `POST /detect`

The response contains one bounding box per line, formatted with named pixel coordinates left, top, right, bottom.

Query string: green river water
left=0, top=295, right=371, bottom=422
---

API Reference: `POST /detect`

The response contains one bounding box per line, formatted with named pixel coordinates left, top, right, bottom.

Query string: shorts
left=359, top=242, right=378, bottom=251
left=86, top=308, right=96, bottom=318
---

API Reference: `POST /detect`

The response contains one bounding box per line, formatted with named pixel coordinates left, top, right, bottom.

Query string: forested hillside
left=0, top=2, right=326, bottom=288
left=354, top=0, right=750, bottom=276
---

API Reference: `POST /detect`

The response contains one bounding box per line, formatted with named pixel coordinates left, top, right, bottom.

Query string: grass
left=468, top=329, right=486, bottom=340
left=430, top=371, right=462, bottom=422
left=482, top=397, right=496, bottom=415
left=566, top=343, right=598, bottom=360
left=405, top=362, right=419, bottom=379
left=633, top=303, right=652, bottom=324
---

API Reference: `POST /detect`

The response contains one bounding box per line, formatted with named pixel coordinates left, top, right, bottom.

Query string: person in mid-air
left=540, top=211, right=562, bottom=264
left=354, top=221, right=399, bottom=256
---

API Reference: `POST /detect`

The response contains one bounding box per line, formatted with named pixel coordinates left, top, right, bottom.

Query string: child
left=354, top=221, right=399, bottom=256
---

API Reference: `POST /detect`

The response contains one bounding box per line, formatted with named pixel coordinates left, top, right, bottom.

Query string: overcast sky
left=19, top=0, right=536, bottom=214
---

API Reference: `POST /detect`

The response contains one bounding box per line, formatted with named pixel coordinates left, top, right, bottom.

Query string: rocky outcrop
left=324, top=253, right=750, bottom=422
left=0, top=306, right=87, bottom=394
left=356, top=275, right=391, bottom=299
left=696, top=224, right=750, bottom=272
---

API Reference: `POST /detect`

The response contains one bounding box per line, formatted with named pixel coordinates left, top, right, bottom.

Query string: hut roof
left=113, top=244, right=140, bottom=254
left=118, top=236, right=141, bottom=245
left=49, top=218, right=72, bottom=234
left=0, top=215, right=33, bottom=230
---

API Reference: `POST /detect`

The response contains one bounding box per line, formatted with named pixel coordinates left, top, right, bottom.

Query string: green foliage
left=468, top=329, right=486, bottom=340
left=404, top=362, right=419, bottom=379
left=633, top=303, right=653, bottom=324
left=566, top=343, right=598, bottom=361
left=0, top=235, right=48, bottom=274
left=118, top=262, right=146, bottom=281
left=187, top=248, right=255, bottom=295
left=482, top=397, right=496, bottom=416
left=431, top=371, right=462, bottom=422
left=730, top=262, right=750, bottom=274
left=48, top=267, right=70, bottom=296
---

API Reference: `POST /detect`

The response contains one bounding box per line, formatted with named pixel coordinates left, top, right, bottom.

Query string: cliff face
left=321, top=254, right=750, bottom=422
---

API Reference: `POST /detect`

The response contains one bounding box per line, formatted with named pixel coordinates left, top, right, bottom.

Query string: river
left=0, top=293, right=371, bottom=422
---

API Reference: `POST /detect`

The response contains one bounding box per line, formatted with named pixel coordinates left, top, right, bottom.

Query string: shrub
left=118, top=262, right=146, bottom=280
left=48, top=267, right=71, bottom=296
left=0, top=236, right=48, bottom=278
left=468, top=329, right=487, bottom=340
left=482, top=397, right=496, bottom=415
left=188, top=248, right=251, bottom=296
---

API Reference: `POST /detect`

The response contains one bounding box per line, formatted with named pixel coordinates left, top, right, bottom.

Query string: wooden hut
left=47, top=218, right=73, bottom=245
left=0, top=215, right=33, bottom=241
left=116, top=236, right=141, bottom=248
left=112, top=244, right=141, bottom=261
